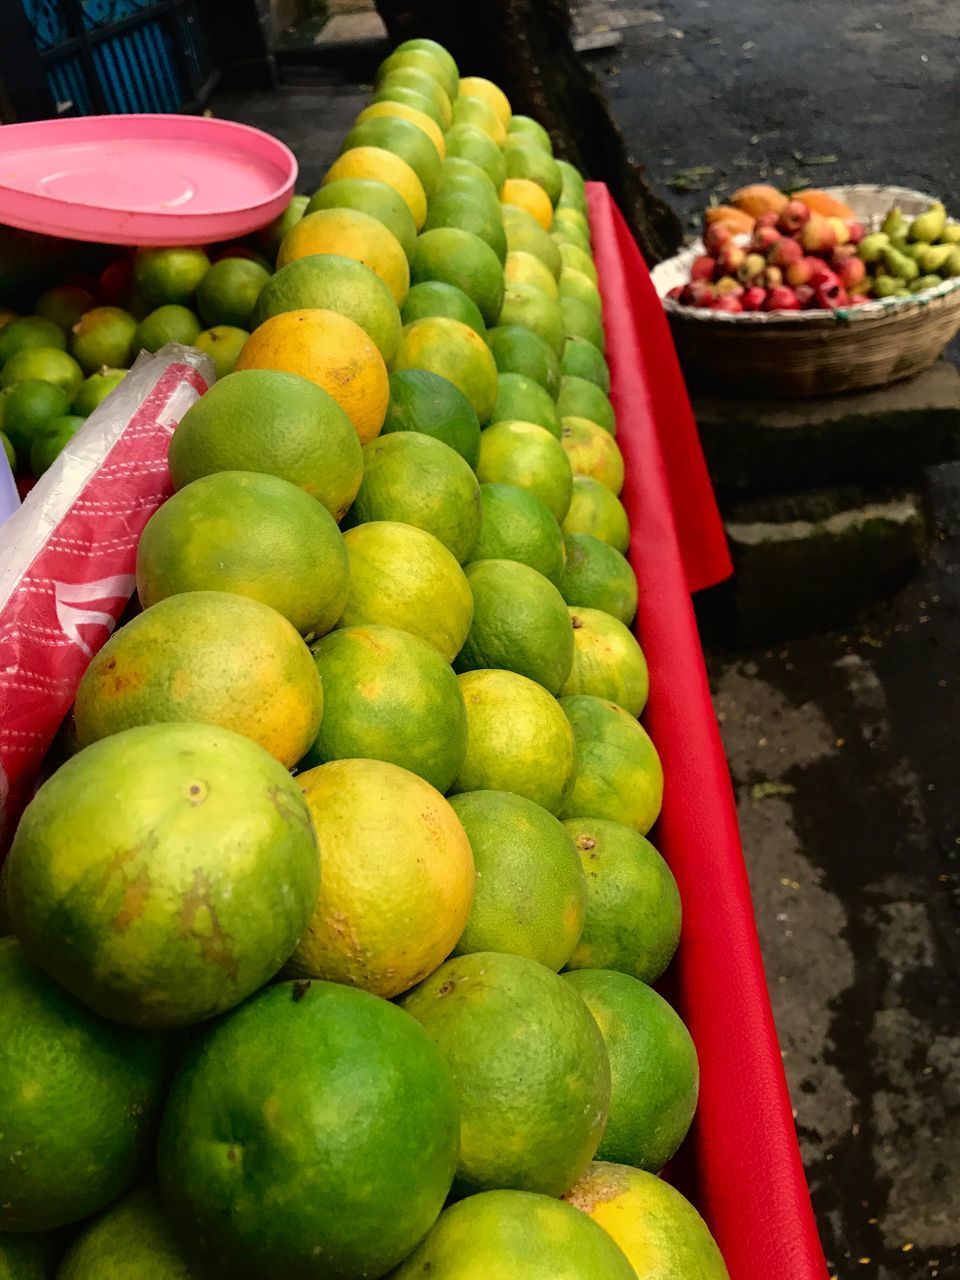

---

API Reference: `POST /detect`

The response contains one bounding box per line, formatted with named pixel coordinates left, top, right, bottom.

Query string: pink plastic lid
left=0, top=114, right=298, bottom=246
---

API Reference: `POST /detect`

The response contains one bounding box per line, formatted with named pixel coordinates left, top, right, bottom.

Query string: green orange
left=424, top=186, right=507, bottom=263
left=347, top=431, right=482, bottom=563
left=287, top=759, right=475, bottom=995
left=565, top=1163, right=731, bottom=1280
left=306, top=177, right=417, bottom=259
left=560, top=606, right=649, bottom=715
left=402, top=951, right=610, bottom=1196
left=0, top=937, right=174, bottom=1231
left=561, top=295, right=606, bottom=350
left=169, top=368, right=363, bottom=521
left=34, top=284, right=96, bottom=332
left=504, top=248, right=559, bottom=298
left=1, top=347, right=83, bottom=397
left=560, top=694, right=664, bottom=833
left=195, top=325, right=248, bottom=379
left=6, top=723, right=319, bottom=1030
left=72, top=367, right=126, bottom=416
left=303, top=624, right=467, bottom=791
left=69, top=307, right=137, bottom=373
left=0, top=380, right=70, bottom=464
left=563, top=475, right=630, bottom=552
left=56, top=1184, right=196, bottom=1279
left=401, top=280, right=487, bottom=337
left=561, top=532, right=638, bottom=625
left=456, top=559, right=574, bottom=694
left=564, top=817, right=681, bottom=983
left=339, top=520, right=473, bottom=661
left=476, top=419, right=572, bottom=522
left=196, top=256, right=270, bottom=329
left=560, top=241, right=598, bottom=284
left=469, top=482, right=566, bottom=588
left=133, top=247, right=210, bottom=305
left=491, top=370, right=559, bottom=436
left=410, top=228, right=504, bottom=325
left=341, top=116, right=442, bottom=198
left=453, top=668, right=577, bottom=814
left=393, top=316, right=498, bottom=423
left=497, top=282, right=565, bottom=356
left=276, top=208, right=410, bottom=305
left=251, top=253, right=402, bottom=362
left=0, top=316, right=67, bottom=365
left=559, top=265, right=602, bottom=313
left=377, top=46, right=456, bottom=99
left=486, top=324, right=561, bottom=395
left=393, top=38, right=459, bottom=99
left=74, top=591, right=323, bottom=768
left=29, top=413, right=84, bottom=476
left=136, top=470, right=349, bottom=637
left=134, top=304, right=201, bottom=354
left=450, top=790, right=586, bottom=970
left=394, top=1190, right=636, bottom=1280
left=158, top=978, right=459, bottom=1278
left=502, top=205, right=562, bottom=278
left=561, top=416, right=624, bottom=491
left=562, top=337, right=611, bottom=392
left=558, top=374, right=616, bottom=432
left=381, top=367, right=481, bottom=467
left=508, top=115, right=553, bottom=151
left=563, top=970, right=699, bottom=1172
left=444, top=124, right=507, bottom=189
left=502, top=137, right=562, bottom=204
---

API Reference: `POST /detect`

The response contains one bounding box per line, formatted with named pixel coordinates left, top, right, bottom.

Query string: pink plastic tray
left=0, top=115, right=297, bottom=246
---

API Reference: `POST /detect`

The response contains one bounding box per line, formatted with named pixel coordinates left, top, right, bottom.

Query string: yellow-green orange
left=563, top=475, right=630, bottom=552
left=560, top=241, right=599, bottom=284
left=560, top=694, right=664, bottom=833
left=377, top=67, right=452, bottom=128
left=564, top=817, right=681, bottom=983
left=307, top=176, right=417, bottom=258
left=235, top=308, right=389, bottom=444
left=133, top=247, right=209, bottom=305
left=560, top=606, right=648, bottom=715
left=401, top=280, right=487, bottom=337
left=136, top=471, right=349, bottom=637
left=341, top=116, right=441, bottom=198
left=503, top=137, right=562, bottom=205
left=561, top=339, right=611, bottom=392
left=458, top=76, right=512, bottom=126
left=1, top=346, right=83, bottom=397
left=555, top=206, right=592, bottom=239
left=469, top=482, right=566, bottom=588
left=561, top=532, right=638, bottom=625
left=347, top=431, right=481, bottom=563
left=451, top=95, right=506, bottom=145
left=56, top=1184, right=196, bottom=1280
left=0, top=938, right=174, bottom=1231
left=6, top=723, right=319, bottom=1028
left=477, top=419, right=572, bottom=522
left=134, top=304, right=201, bottom=354
left=450, top=791, right=586, bottom=970
left=402, top=951, right=610, bottom=1195
left=323, top=145, right=427, bottom=228
left=439, top=156, right=499, bottom=202
left=382, top=367, right=481, bottom=467
left=196, top=257, right=270, bottom=328
left=486, top=324, right=561, bottom=396
left=276, top=207, right=409, bottom=305
left=394, top=37, right=459, bottom=99
left=356, top=99, right=446, bottom=158
left=252, top=254, right=401, bottom=362
left=504, top=248, right=559, bottom=298
left=453, top=668, right=576, bottom=814
left=503, top=205, right=562, bottom=277
left=74, top=591, right=323, bottom=768
left=72, top=367, right=126, bottom=416
left=562, top=294, right=606, bottom=350
left=444, top=124, right=506, bottom=190
left=195, top=325, right=248, bottom=379
left=555, top=373, right=616, bottom=430
left=457, top=559, right=573, bottom=694
left=288, top=759, right=475, bottom=995
left=256, top=194, right=308, bottom=261
left=169, top=368, right=362, bottom=520
left=491, top=370, right=559, bottom=435
left=158, top=978, right=459, bottom=1279
left=509, top=115, right=553, bottom=151
left=559, top=265, right=602, bottom=313
left=303, top=624, right=467, bottom=791
left=410, top=228, right=504, bottom=325
left=497, top=281, right=565, bottom=356
left=395, top=1190, right=636, bottom=1280
left=339, top=521, right=473, bottom=661
left=393, top=315, right=498, bottom=422
left=373, top=81, right=446, bottom=130
left=501, top=177, right=553, bottom=231
left=561, top=416, right=624, bottom=491
left=565, top=1163, right=730, bottom=1280
left=563, top=970, right=699, bottom=1172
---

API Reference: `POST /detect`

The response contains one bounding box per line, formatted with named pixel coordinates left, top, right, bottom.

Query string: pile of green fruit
left=0, top=237, right=281, bottom=479
left=0, top=36, right=731, bottom=1280
left=858, top=199, right=960, bottom=298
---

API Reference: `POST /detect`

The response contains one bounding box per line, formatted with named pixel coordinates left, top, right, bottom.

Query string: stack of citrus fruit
left=0, top=37, right=730, bottom=1280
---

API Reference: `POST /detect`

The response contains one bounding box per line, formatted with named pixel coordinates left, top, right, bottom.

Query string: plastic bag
left=0, top=343, right=213, bottom=842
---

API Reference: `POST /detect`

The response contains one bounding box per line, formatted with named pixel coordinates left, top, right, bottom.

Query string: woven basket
left=652, top=186, right=960, bottom=398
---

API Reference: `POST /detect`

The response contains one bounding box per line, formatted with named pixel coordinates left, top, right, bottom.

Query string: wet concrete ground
left=211, top=7, right=960, bottom=1272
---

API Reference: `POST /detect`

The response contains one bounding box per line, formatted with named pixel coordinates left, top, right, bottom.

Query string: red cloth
left=588, top=183, right=829, bottom=1280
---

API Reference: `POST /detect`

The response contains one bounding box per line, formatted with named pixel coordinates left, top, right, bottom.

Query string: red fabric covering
left=588, top=183, right=829, bottom=1280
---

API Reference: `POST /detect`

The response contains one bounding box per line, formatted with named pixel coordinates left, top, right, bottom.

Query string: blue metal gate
left=18, top=0, right=213, bottom=116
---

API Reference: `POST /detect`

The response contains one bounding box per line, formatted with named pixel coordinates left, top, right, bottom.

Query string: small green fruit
left=908, top=200, right=946, bottom=243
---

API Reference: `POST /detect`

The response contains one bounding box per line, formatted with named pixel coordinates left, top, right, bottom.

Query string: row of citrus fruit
left=0, top=38, right=728, bottom=1280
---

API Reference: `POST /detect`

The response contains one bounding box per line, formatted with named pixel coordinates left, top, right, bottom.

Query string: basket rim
left=654, top=183, right=960, bottom=326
